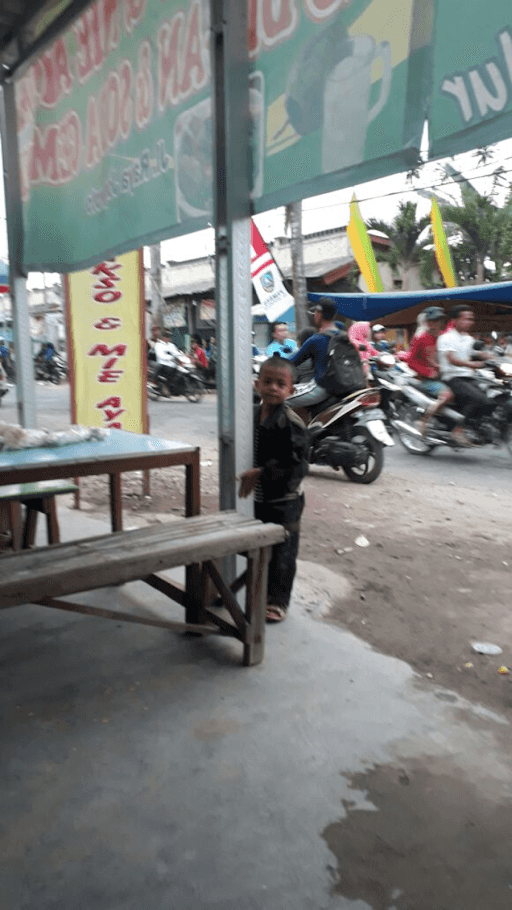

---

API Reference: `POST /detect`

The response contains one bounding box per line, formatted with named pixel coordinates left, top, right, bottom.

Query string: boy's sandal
left=265, top=605, right=287, bottom=623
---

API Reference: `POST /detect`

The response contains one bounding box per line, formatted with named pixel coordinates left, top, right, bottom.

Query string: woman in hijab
left=347, top=322, right=378, bottom=374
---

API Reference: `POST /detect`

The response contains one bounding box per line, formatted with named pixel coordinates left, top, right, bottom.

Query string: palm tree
left=439, top=185, right=510, bottom=285
left=367, top=201, right=430, bottom=291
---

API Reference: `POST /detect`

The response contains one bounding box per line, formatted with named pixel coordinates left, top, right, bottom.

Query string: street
left=4, top=380, right=512, bottom=494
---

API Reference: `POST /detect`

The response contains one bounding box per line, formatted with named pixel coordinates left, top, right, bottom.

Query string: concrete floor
left=2, top=507, right=512, bottom=910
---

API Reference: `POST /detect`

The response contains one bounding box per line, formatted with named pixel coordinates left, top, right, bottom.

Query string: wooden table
left=0, top=429, right=200, bottom=532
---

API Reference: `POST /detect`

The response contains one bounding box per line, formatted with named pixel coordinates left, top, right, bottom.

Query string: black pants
left=255, top=494, right=305, bottom=609
left=447, top=377, right=494, bottom=421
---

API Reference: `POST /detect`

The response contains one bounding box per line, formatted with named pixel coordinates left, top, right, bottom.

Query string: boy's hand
left=238, top=468, right=262, bottom=498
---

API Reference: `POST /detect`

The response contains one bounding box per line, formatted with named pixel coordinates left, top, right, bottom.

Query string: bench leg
left=185, top=563, right=207, bottom=625
left=43, top=496, right=60, bottom=544
left=243, top=546, right=271, bottom=667
left=23, top=503, right=39, bottom=548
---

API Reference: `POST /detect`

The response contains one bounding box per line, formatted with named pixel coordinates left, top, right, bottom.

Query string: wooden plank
left=37, top=597, right=219, bottom=634
left=0, top=519, right=286, bottom=609
left=143, top=573, right=187, bottom=607
left=4, top=511, right=255, bottom=564
left=243, top=546, right=271, bottom=667
left=204, top=559, right=247, bottom=637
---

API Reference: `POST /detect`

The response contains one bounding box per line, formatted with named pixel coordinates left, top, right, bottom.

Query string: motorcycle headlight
left=378, top=353, right=396, bottom=368
left=497, top=361, right=512, bottom=378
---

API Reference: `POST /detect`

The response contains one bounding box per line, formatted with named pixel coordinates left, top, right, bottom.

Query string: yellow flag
left=431, top=197, right=458, bottom=288
left=347, top=195, right=384, bottom=293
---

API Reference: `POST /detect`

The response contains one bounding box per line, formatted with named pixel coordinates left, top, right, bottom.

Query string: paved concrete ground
left=2, top=505, right=512, bottom=910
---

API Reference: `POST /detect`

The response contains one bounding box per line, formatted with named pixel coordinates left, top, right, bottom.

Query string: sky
left=2, top=131, right=512, bottom=287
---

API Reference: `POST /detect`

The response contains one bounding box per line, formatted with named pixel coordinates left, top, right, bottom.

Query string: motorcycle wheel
left=396, top=404, right=437, bottom=455
left=342, top=425, right=384, bottom=484
left=184, top=376, right=204, bottom=402
left=147, top=383, right=161, bottom=401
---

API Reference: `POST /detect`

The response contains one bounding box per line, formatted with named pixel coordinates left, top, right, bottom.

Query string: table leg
left=185, top=453, right=200, bottom=517
left=109, top=473, right=123, bottom=532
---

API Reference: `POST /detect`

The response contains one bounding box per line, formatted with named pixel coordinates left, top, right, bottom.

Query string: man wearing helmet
left=407, top=306, right=455, bottom=437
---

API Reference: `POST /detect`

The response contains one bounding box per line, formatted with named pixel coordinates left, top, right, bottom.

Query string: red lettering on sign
left=104, top=408, right=125, bottom=421
left=135, top=40, right=153, bottom=129
left=93, top=316, right=123, bottom=330
left=88, top=343, right=127, bottom=357
left=124, top=0, right=147, bottom=34
left=180, top=1, right=208, bottom=96
left=304, top=0, right=351, bottom=21
left=103, top=0, right=121, bottom=52
left=85, top=96, right=103, bottom=168
left=96, top=395, right=121, bottom=408
left=261, top=0, right=296, bottom=42
left=106, top=422, right=123, bottom=428
left=29, top=125, right=59, bottom=184
left=94, top=290, right=122, bottom=302
left=98, top=369, right=124, bottom=383
left=97, top=396, right=122, bottom=408
left=92, top=261, right=121, bottom=281
left=57, top=110, right=82, bottom=180
left=119, top=60, right=133, bottom=138
left=157, top=14, right=184, bottom=112
left=99, top=70, right=120, bottom=149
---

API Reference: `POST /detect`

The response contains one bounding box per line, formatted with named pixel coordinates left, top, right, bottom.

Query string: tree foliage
left=366, top=201, right=431, bottom=290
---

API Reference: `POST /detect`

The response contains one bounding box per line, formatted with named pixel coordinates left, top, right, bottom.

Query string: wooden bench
left=0, top=511, right=286, bottom=666
left=0, top=480, right=78, bottom=550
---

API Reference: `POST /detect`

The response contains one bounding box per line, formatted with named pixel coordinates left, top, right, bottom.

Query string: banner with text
left=65, top=249, right=147, bottom=433
left=429, top=0, right=512, bottom=159
left=16, top=0, right=429, bottom=272
left=251, top=220, right=295, bottom=322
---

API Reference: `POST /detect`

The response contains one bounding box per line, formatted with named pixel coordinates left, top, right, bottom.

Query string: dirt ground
left=77, top=455, right=512, bottom=716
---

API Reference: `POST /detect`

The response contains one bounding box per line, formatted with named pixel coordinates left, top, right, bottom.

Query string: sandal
left=265, top=605, right=287, bottom=623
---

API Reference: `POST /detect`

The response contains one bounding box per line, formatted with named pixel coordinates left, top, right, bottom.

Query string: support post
left=0, top=83, right=37, bottom=428
left=211, top=0, right=253, bottom=520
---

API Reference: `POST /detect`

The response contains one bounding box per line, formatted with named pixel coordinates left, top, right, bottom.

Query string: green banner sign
left=429, top=0, right=512, bottom=160
left=16, top=0, right=429, bottom=272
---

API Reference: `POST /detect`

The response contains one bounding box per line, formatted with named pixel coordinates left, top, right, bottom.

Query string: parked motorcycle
left=287, top=380, right=394, bottom=483
left=394, top=360, right=512, bottom=456
left=147, top=349, right=206, bottom=402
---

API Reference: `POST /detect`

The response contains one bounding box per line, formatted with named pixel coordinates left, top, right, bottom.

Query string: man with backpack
left=288, top=298, right=366, bottom=411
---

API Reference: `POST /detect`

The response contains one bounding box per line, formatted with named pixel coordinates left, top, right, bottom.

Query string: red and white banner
left=251, top=220, right=295, bottom=322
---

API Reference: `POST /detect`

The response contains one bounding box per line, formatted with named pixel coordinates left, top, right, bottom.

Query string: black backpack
left=320, top=330, right=367, bottom=397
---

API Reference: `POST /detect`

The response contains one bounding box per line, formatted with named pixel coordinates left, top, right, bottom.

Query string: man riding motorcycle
left=406, top=306, right=454, bottom=436
left=437, top=305, right=494, bottom=446
left=287, top=298, right=339, bottom=414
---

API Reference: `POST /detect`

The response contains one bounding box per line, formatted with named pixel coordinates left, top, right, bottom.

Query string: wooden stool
left=0, top=480, right=78, bottom=550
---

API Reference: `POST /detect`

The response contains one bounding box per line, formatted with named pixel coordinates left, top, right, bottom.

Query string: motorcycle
left=393, top=359, right=512, bottom=456
left=287, top=379, right=394, bottom=484
left=34, top=354, right=66, bottom=384
left=147, top=348, right=206, bottom=402
left=0, top=361, right=8, bottom=404
left=368, top=351, right=406, bottom=437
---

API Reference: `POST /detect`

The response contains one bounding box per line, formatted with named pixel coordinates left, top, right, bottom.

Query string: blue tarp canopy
left=309, top=282, right=512, bottom=322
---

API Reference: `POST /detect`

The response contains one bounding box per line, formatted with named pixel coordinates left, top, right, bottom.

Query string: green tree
left=367, top=201, right=431, bottom=291
left=439, top=185, right=512, bottom=285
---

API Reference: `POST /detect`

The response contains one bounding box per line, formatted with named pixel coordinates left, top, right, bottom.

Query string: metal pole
left=211, top=0, right=253, bottom=517
left=0, top=82, right=37, bottom=427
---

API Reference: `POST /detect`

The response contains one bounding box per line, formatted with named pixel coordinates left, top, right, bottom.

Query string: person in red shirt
left=407, top=306, right=454, bottom=434
left=191, top=334, right=207, bottom=371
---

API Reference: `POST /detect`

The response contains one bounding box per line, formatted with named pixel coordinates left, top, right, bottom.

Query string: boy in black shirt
left=239, top=356, right=309, bottom=623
